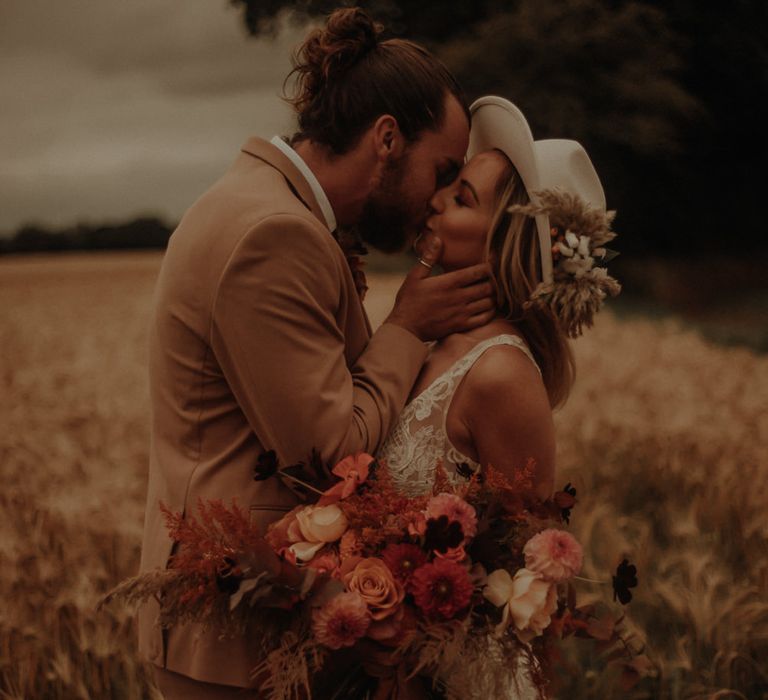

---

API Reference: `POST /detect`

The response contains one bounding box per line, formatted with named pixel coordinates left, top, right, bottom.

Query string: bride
left=378, top=96, right=619, bottom=697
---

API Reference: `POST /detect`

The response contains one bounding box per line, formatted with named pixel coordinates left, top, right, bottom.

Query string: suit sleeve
left=210, top=213, right=428, bottom=468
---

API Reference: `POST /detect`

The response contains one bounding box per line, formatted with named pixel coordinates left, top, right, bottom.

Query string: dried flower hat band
left=509, top=188, right=621, bottom=337
left=467, top=96, right=621, bottom=336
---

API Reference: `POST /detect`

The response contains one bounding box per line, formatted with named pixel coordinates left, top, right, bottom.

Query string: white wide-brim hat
left=467, top=96, right=606, bottom=285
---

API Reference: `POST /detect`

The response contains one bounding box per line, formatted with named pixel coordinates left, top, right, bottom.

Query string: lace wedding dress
left=379, top=334, right=540, bottom=495
left=378, top=334, right=543, bottom=700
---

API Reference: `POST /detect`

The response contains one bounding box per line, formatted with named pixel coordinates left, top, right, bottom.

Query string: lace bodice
left=378, top=334, right=540, bottom=497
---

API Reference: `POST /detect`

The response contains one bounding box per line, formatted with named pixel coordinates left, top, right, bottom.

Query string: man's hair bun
left=291, top=8, right=383, bottom=110
left=284, top=6, right=468, bottom=155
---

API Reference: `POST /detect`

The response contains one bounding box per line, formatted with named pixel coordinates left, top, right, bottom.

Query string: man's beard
left=356, top=153, right=418, bottom=254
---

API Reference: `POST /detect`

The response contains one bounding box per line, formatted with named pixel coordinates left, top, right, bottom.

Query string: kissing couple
left=138, top=6, right=619, bottom=699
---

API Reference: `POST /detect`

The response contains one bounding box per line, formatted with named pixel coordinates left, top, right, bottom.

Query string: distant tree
left=0, top=217, right=173, bottom=255
left=11, top=225, right=71, bottom=253
left=230, top=0, right=695, bottom=152
left=230, top=0, right=767, bottom=258
left=229, top=0, right=497, bottom=40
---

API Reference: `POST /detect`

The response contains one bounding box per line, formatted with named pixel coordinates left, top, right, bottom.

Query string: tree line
left=0, top=217, right=173, bottom=255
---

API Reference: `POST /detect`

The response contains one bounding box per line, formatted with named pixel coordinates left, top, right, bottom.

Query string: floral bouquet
left=106, top=453, right=648, bottom=698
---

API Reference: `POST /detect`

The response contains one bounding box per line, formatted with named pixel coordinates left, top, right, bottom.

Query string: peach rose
left=484, top=568, right=558, bottom=642
left=283, top=504, right=348, bottom=563
left=343, top=558, right=405, bottom=621
left=296, top=504, right=348, bottom=543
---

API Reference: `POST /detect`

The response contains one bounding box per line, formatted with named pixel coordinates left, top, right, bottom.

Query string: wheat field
left=1, top=252, right=766, bottom=699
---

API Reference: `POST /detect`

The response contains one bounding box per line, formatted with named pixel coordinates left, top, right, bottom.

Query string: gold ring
left=417, top=258, right=433, bottom=270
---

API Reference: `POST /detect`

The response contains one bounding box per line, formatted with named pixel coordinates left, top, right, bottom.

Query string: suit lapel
left=240, top=137, right=330, bottom=230
left=240, top=137, right=372, bottom=341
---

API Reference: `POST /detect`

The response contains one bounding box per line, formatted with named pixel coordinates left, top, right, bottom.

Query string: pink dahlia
left=523, top=529, right=583, bottom=582
left=410, top=558, right=474, bottom=619
left=425, top=494, right=477, bottom=540
left=381, top=543, right=428, bottom=586
left=312, top=592, right=371, bottom=649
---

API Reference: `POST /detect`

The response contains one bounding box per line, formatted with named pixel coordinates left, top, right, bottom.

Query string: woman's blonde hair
left=485, top=153, right=575, bottom=408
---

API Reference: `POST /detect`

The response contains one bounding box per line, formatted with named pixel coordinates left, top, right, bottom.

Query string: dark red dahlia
left=381, top=543, right=428, bottom=586
left=410, top=558, right=474, bottom=619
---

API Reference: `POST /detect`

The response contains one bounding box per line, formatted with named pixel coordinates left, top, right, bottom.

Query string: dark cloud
left=0, top=0, right=309, bottom=231
left=1, top=1, right=303, bottom=96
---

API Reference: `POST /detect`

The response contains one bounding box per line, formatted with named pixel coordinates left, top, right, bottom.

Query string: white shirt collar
left=270, top=135, right=337, bottom=232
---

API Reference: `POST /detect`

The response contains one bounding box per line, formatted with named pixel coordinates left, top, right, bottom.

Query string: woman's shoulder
left=459, top=320, right=540, bottom=379
left=465, top=340, right=543, bottom=398
left=457, top=321, right=548, bottom=413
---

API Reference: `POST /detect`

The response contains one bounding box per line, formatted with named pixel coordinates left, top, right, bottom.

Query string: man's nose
left=428, top=190, right=445, bottom=215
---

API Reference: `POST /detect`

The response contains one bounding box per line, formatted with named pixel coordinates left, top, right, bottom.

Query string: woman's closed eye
left=460, top=179, right=480, bottom=206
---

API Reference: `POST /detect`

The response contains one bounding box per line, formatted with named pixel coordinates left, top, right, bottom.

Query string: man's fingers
left=405, top=258, right=432, bottom=284
left=405, top=233, right=442, bottom=281
left=463, top=296, right=496, bottom=317
left=464, top=309, right=497, bottom=330
left=438, top=261, right=492, bottom=288
left=418, top=232, right=442, bottom=266
left=459, top=281, right=495, bottom=304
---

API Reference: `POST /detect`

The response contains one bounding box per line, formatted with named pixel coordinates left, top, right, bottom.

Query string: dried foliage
left=251, top=630, right=327, bottom=700
left=1, top=256, right=767, bottom=698
left=510, top=188, right=621, bottom=338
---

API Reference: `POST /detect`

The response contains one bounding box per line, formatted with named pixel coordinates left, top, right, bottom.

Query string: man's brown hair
left=285, top=7, right=469, bottom=153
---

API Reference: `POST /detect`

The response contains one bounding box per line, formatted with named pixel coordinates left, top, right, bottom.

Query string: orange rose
left=343, top=558, right=405, bottom=621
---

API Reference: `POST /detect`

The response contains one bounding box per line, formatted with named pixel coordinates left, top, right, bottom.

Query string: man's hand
left=384, top=236, right=496, bottom=342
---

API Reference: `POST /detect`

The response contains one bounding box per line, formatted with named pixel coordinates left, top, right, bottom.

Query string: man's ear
left=371, top=114, right=404, bottom=161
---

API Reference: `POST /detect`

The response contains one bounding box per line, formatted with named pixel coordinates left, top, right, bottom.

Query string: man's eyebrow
left=460, top=178, right=480, bottom=205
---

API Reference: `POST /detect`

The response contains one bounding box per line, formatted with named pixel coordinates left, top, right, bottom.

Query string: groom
left=139, top=7, right=494, bottom=697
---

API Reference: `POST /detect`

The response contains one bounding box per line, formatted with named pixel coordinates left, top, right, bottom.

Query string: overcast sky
left=0, top=1, right=308, bottom=233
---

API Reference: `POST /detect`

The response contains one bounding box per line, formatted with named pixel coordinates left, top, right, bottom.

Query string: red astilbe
left=473, top=460, right=567, bottom=531
left=431, top=460, right=458, bottom=495
left=339, top=465, right=430, bottom=551
left=161, top=499, right=280, bottom=607
left=483, top=460, right=534, bottom=490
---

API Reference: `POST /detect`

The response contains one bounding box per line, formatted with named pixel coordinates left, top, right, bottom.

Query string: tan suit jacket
left=138, top=137, right=428, bottom=687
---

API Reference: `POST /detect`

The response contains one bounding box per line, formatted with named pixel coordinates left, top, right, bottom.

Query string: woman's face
left=420, top=150, right=509, bottom=271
